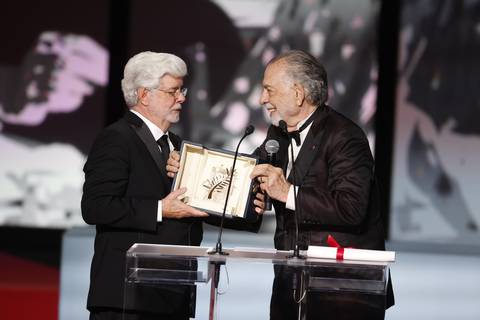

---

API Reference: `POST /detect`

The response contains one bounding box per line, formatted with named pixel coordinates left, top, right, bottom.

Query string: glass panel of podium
left=124, top=244, right=390, bottom=319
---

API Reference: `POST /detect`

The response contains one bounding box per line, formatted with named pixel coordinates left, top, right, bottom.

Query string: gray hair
left=268, top=50, right=328, bottom=106
left=121, top=51, right=187, bottom=107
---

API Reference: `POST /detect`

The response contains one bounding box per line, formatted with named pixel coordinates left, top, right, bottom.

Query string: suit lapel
left=287, top=105, right=330, bottom=185
left=125, top=112, right=171, bottom=186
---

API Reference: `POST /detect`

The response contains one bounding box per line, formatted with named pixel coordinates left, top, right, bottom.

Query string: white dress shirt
left=285, top=112, right=315, bottom=210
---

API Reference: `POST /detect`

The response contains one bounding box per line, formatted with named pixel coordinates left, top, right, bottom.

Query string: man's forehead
left=160, top=74, right=184, bottom=86
left=266, top=60, right=285, bottom=74
left=263, top=61, right=288, bottom=86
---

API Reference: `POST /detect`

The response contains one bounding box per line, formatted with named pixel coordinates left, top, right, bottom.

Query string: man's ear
left=137, top=87, right=149, bottom=106
left=293, top=83, right=305, bottom=106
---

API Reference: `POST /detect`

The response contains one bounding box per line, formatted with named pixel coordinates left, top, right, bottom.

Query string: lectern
left=123, top=244, right=390, bottom=319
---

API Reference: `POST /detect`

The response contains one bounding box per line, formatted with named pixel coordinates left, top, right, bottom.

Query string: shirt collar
left=130, top=109, right=167, bottom=141
left=296, top=110, right=315, bottom=145
left=296, top=109, right=315, bottom=130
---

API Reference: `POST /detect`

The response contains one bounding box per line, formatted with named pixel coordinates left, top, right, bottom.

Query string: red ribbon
left=327, top=234, right=349, bottom=260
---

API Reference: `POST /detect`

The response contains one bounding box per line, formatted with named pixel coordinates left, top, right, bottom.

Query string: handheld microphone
left=278, top=120, right=304, bottom=259
left=264, top=139, right=280, bottom=210
left=210, top=124, right=255, bottom=255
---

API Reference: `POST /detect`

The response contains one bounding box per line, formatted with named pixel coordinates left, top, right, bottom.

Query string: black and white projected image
left=148, top=0, right=380, bottom=153
left=0, top=0, right=380, bottom=228
left=208, top=0, right=380, bottom=152
left=390, top=0, right=480, bottom=245
left=0, top=31, right=108, bottom=227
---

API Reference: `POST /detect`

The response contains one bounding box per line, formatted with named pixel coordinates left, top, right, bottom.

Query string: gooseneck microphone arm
left=210, top=125, right=255, bottom=255
left=279, top=120, right=304, bottom=259
left=289, top=135, right=302, bottom=259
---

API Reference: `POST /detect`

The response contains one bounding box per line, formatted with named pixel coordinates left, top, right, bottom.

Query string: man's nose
left=177, top=94, right=186, bottom=103
left=259, top=90, right=268, bottom=105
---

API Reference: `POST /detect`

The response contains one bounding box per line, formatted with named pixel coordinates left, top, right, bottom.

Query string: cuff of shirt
left=285, top=185, right=297, bottom=210
left=157, top=200, right=163, bottom=222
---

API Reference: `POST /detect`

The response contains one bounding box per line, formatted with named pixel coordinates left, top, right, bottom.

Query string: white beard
left=269, top=112, right=282, bottom=127
left=166, top=112, right=180, bottom=124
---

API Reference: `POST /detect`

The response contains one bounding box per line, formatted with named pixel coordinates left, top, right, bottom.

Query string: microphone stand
left=207, top=125, right=254, bottom=320
left=280, top=121, right=305, bottom=260
left=281, top=121, right=307, bottom=318
left=288, top=139, right=304, bottom=260
left=209, top=125, right=254, bottom=256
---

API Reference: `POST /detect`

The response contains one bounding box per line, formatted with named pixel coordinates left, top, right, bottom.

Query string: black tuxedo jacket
left=256, top=105, right=394, bottom=308
left=81, top=112, right=203, bottom=314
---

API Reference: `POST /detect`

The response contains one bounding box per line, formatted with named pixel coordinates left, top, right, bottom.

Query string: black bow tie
left=286, top=114, right=315, bottom=146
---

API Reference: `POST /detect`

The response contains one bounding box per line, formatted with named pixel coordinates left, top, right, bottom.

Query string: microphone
left=244, top=124, right=255, bottom=135
left=264, top=139, right=280, bottom=210
left=278, top=120, right=304, bottom=259
left=210, top=124, right=255, bottom=255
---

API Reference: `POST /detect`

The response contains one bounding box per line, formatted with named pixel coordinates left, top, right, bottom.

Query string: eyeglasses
left=156, top=87, right=188, bottom=98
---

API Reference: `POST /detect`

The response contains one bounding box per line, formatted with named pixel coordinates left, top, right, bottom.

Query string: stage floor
left=59, top=220, right=480, bottom=320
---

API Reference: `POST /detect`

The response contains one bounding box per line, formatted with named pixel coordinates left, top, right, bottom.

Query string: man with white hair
left=82, top=51, right=208, bottom=320
left=250, top=50, right=393, bottom=319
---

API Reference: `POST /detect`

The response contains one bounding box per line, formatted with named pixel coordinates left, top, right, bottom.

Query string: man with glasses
left=250, top=50, right=393, bottom=319
left=82, top=51, right=208, bottom=320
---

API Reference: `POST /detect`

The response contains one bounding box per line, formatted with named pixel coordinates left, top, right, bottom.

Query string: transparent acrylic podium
left=124, top=244, right=390, bottom=319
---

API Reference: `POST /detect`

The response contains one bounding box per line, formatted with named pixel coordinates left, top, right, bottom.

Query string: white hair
left=121, top=51, right=187, bottom=107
